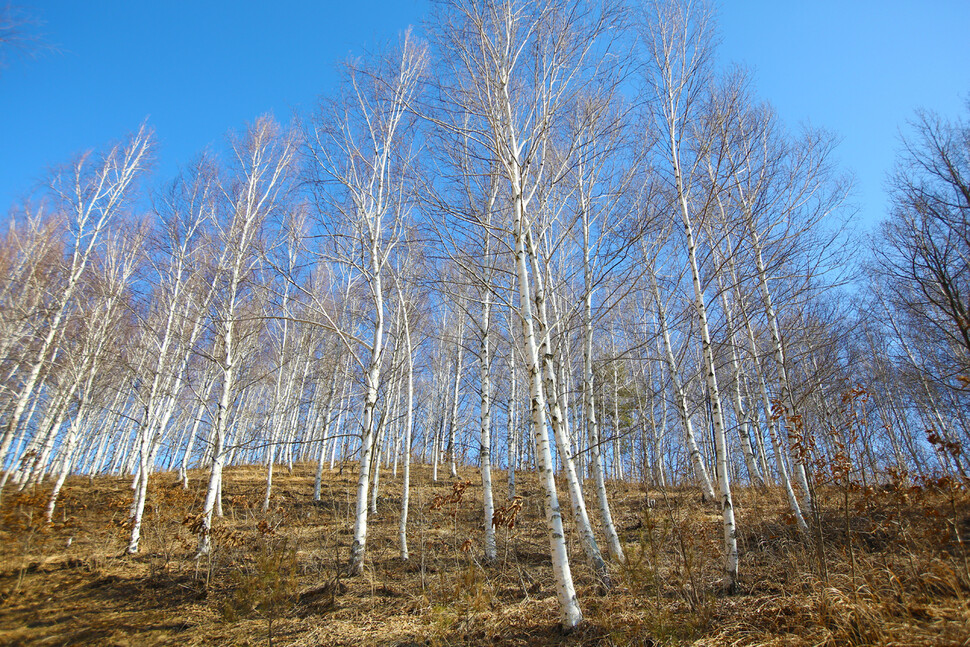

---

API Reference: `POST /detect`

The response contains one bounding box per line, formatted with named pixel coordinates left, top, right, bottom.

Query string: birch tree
left=127, top=160, right=220, bottom=552
left=306, top=31, right=426, bottom=575
left=197, top=118, right=296, bottom=555
left=46, top=227, right=143, bottom=522
left=396, top=284, right=417, bottom=560
left=430, top=0, right=627, bottom=626
left=876, top=104, right=970, bottom=398
left=641, top=0, right=738, bottom=590
left=1, top=127, right=152, bottom=498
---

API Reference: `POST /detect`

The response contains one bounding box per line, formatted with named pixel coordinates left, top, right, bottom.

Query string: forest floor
left=1, top=464, right=969, bottom=646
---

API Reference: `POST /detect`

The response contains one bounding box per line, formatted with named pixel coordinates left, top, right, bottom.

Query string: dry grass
left=1, top=465, right=968, bottom=646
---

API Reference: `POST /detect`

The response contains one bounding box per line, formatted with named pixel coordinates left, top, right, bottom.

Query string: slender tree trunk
left=314, top=362, right=342, bottom=501
left=182, top=375, right=215, bottom=488
left=511, top=159, right=582, bottom=626
left=528, top=236, right=611, bottom=587
left=447, top=310, right=465, bottom=479
left=741, top=308, right=810, bottom=534
left=582, top=209, right=624, bottom=564
left=653, top=279, right=716, bottom=500
left=741, top=204, right=813, bottom=510
left=347, top=242, right=385, bottom=575
left=669, top=120, right=738, bottom=590
left=399, top=292, right=414, bottom=561
left=507, top=325, right=518, bottom=499
left=198, top=334, right=234, bottom=556
left=717, top=275, right=766, bottom=488
left=478, top=292, right=497, bottom=562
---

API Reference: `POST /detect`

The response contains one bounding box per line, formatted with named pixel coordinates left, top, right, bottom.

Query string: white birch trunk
left=513, top=206, right=582, bottom=627
left=653, top=279, right=716, bottom=500
left=741, top=309, right=810, bottom=534
left=447, top=311, right=465, bottom=479
left=747, top=217, right=813, bottom=510
left=527, top=233, right=611, bottom=586
left=582, top=208, right=624, bottom=563
left=347, top=273, right=383, bottom=573
left=668, top=108, right=738, bottom=589
left=478, top=293, right=497, bottom=562
left=507, top=322, right=518, bottom=499
left=314, top=363, right=342, bottom=501
left=399, top=291, right=414, bottom=560
left=1, top=130, right=151, bottom=492
left=181, top=375, right=215, bottom=488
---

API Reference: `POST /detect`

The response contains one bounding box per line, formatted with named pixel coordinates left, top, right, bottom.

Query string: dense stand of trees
left=2, top=0, right=967, bottom=629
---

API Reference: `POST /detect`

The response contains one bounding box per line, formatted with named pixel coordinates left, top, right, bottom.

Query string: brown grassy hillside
left=1, top=465, right=968, bottom=646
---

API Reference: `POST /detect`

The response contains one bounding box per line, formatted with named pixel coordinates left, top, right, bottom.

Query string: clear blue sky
left=2, top=1, right=968, bottom=234
left=717, top=1, right=970, bottom=234
left=0, top=1, right=430, bottom=212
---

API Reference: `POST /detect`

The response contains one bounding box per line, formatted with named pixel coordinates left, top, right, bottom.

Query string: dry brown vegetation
left=2, top=465, right=969, bottom=646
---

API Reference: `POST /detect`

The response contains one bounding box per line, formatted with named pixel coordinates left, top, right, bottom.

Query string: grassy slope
left=1, top=464, right=968, bottom=646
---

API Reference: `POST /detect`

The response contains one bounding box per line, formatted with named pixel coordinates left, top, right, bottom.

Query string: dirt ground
left=1, top=464, right=969, bottom=646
